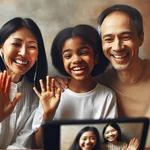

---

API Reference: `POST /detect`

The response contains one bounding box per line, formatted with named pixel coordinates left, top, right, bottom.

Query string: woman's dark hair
left=69, top=126, right=101, bottom=150
left=0, top=17, right=48, bottom=91
left=51, top=24, right=109, bottom=77
left=97, top=4, right=143, bottom=37
left=102, top=122, right=122, bottom=143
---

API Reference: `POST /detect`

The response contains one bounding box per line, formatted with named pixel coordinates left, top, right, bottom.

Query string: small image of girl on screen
left=69, top=126, right=101, bottom=150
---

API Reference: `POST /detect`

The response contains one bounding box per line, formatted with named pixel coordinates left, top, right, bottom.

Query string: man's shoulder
left=94, top=66, right=115, bottom=85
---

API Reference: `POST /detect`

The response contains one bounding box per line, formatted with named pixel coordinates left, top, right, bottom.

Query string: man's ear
left=139, top=32, right=144, bottom=47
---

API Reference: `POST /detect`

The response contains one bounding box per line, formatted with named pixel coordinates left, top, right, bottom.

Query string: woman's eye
left=12, top=43, right=20, bottom=47
left=28, top=45, right=37, bottom=49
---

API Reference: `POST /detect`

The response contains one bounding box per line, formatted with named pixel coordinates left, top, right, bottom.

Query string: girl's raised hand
left=0, top=70, right=22, bottom=122
left=33, top=76, right=61, bottom=120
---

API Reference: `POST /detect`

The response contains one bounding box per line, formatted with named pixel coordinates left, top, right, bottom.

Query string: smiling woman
left=101, top=122, right=140, bottom=150
left=0, top=17, right=47, bottom=149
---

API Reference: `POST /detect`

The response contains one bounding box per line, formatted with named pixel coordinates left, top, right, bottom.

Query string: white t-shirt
left=54, top=83, right=118, bottom=119
left=33, top=83, right=118, bottom=131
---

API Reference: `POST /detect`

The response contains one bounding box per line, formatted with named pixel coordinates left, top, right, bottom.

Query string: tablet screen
left=42, top=118, right=149, bottom=150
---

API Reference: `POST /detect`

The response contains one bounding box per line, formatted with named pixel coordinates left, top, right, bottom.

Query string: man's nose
left=112, top=38, right=123, bottom=52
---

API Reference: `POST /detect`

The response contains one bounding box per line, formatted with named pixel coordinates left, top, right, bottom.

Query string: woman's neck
left=7, top=69, right=23, bottom=83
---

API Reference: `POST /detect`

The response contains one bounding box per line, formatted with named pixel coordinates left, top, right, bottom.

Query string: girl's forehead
left=106, top=125, right=116, bottom=131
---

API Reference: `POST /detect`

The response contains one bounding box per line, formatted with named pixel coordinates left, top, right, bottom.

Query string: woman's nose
left=18, top=46, right=27, bottom=57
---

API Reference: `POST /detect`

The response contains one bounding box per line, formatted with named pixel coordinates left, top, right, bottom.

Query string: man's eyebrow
left=103, top=31, right=133, bottom=38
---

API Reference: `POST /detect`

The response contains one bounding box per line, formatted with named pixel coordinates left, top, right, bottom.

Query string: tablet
left=42, top=117, right=149, bottom=150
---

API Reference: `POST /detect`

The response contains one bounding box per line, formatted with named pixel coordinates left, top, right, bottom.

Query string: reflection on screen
left=60, top=123, right=143, bottom=150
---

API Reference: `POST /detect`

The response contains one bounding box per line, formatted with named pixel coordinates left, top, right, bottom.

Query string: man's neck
left=116, top=59, right=147, bottom=84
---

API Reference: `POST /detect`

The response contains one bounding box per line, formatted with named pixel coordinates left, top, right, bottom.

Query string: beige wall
left=0, top=0, right=150, bottom=76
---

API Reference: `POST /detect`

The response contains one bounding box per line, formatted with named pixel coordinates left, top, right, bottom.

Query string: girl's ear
left=94, top=54, right=99, bottom=65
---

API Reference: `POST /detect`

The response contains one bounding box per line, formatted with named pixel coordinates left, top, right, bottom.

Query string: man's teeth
left=15, top=60, right=28, bottom=65
left=113, top=53, right=128, bottom=59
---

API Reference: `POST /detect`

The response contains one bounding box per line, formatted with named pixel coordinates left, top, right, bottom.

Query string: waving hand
left=33, top=76, right=61, bottom=120
left=0, top=70, right=22, bottom=122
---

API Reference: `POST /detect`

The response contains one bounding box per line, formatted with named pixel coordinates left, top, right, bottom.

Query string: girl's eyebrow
left=78, top=45, right=89, bottom=50
left=62, top=49, right=71, bottom=54
left=62, top=45, right=90, bottom=54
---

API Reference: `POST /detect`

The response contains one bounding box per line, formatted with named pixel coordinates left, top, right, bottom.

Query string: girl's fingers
left=39, top=79, right=45, bottom=93
left=51, top=78, right=55, bottom=94
left=46, top=76, right=51, bottom=91
left=56, top=88, right=61, bottom=100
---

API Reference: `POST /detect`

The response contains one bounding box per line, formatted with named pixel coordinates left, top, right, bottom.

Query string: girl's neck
left=68, top=77, right=97, bottom=93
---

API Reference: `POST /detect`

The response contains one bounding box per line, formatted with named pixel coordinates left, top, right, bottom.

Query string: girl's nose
left=85, top=138, right=90, bottom=144
left=72, top=56, right=82, bottom=64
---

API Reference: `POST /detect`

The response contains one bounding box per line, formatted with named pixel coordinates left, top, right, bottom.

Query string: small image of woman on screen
left=101, top=122, right=139, bottom=150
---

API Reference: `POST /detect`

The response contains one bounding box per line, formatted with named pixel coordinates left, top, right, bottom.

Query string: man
left=55, top=4, right=150, bottom=147
left=96, top=4, right=149, bottom=118
left=96, top=5, right=150, bottom=147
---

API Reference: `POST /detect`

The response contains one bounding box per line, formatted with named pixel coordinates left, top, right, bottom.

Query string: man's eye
left=122, top=36, right=131, bottom=40
left=104, top=38, right=113, bottom=43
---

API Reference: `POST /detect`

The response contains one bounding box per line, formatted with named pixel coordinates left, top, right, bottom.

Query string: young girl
left=69, top=126, right=101, bottom=150
left=33, top=24, right=118, bottom=147
left=101, top=122, right=140, bottom=150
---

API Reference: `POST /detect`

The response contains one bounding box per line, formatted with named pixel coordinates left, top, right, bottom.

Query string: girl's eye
left=80, top=51, right=88, bottom=55
left=64, top=53, right=72, bottom=59
left=90, top=137, right=96, bottom=140
left=82, top=138, right=87, bottom=141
